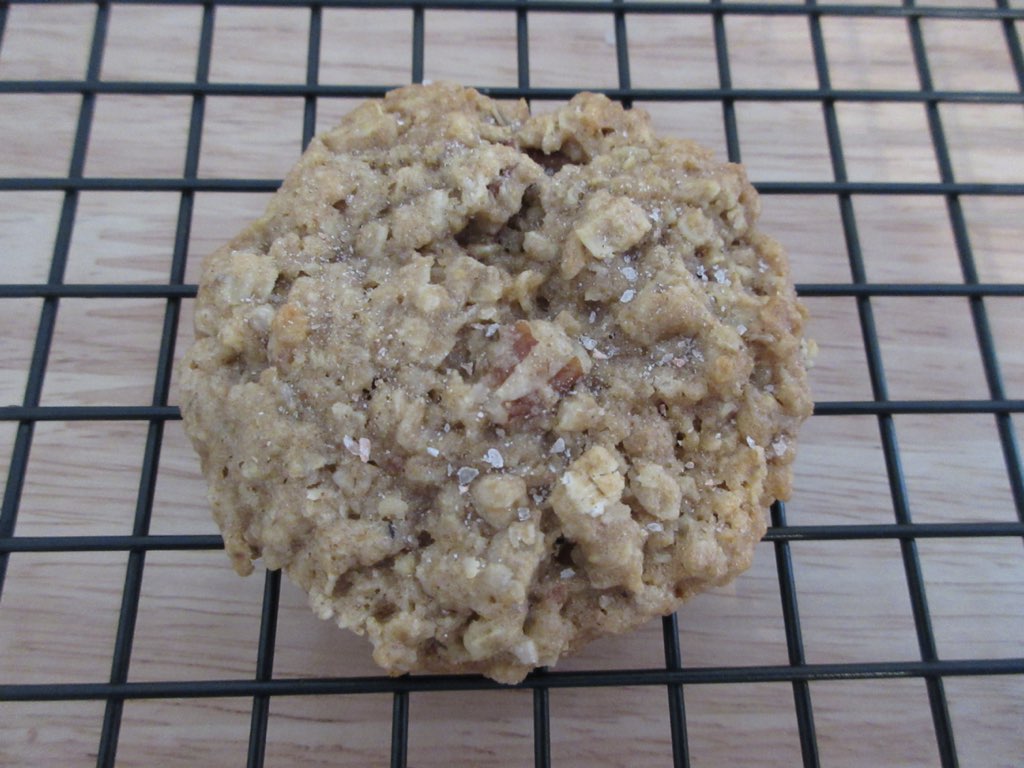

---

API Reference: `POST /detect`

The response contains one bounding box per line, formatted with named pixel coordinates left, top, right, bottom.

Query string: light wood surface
left=1, top=3, right=1023, bottom=766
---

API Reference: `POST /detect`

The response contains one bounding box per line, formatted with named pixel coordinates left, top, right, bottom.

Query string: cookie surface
left=180, top=82, right=812, bottom=683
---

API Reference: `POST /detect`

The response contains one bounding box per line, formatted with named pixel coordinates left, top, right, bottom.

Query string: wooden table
left=1, top=2, right=1022, bottom=766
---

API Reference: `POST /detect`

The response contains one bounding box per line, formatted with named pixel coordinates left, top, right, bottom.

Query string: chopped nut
left=549, top=357, right=584, bottom=394
left=489, top=320, right=539, bottom=385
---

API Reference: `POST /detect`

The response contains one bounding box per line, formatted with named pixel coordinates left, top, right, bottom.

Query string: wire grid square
left=800, top=296, right=875, bottom=400
left=853, top=194, right=962, bottom=282
left=39, top=298, right=166, bottom=406
left=85, top=94, right=193, bottom=178
left=65, top=192, right=181, bottom=284
left=789, top=539, right=922, bottom=663
left=208, top=6, right=311, bottom=84
left=734, top=101, right=834, bottom=181
left=723, top=15, right=819, bottom=88
left=17, top=420, right=149, bottom=536
left=625, top=15, right=719, bottom=89
left=0, top=1, right=1022, bottom=766
left=424, top=11, right=519, bottom=86
left=0, top=298, right=40, bottom=406
left=113, top=696, right=254, bottom=767
left=0, top=191, right=63, bottom=283
left=148, top=420, right=216, bottom=537
left=127, top=549, right=266, bottom=682
left=896, top=412, right=1020, bottom=522
left=631, top=101, right=729, bottom=160
left=0, top=551, right=128, bottom=685
left=962, top=196, right=1024, bottom=282
left=673, top=542, right=792, bottom=668
left=916, top=536, right=1024, bottom=659
left=920, top=17, right=1020, bottom=91
left=528, top=13, right=620, bottom=88
left=264, top=694, right=395, bottom=765
left=101, top=3, right=203, bottom=83
left=986, top=298, right=1024, bottom=396
left=0, top=424, right=16, bottom=487
left=873, top=296, right=991, bottom=399
left=0, top=2, right=95, bottom=80
left=943, top=676, right=1024, bottom=766
left=408, top=689, right=536, bottom=763
left=788, top=415, right=895, bottom=525
left=199, top=96, right=306, bottom=178
left=939, top=103, right=1024, bottom=183
left=835, top=101, right=940, bottom=182
left=547, top=684, right=679, bottom=763
left=319, top=9, right=413, bottom=85
left=0, top=700, right=107, bottom=767
left=819, top=16, right=920, bottom=89
left=758, top=195, right=851, bottom=284
left=809, top=678, right=941, bottom=765
left=675, top=683, right=805, bottom=765
left=0, top=93, right=80, bottom=176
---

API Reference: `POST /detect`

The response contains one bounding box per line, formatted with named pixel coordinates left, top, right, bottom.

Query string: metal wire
left=2, top=656, right=1022, bottom=701
left=4, top=0, right=1024, bottom=19
left=95, top=0, right=214, bottom=762
left=661, top=613, right=690, bottom=768
left=0, top=1, right=1022, bottom=765
left=771, top=500, right=819, bottom=767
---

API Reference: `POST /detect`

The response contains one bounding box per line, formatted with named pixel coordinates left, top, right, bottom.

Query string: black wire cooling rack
left=1, top=0, right=1023, bottom=766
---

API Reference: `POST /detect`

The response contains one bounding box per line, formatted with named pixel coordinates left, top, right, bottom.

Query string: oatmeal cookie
left=180, top=82, right=813, bottom=683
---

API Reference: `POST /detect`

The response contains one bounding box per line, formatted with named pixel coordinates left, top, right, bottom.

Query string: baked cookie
left=180, top=83, right=812, bottom=683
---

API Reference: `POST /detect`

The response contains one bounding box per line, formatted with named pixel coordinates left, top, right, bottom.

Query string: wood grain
left=1, top=4, right=1022, bottom=767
